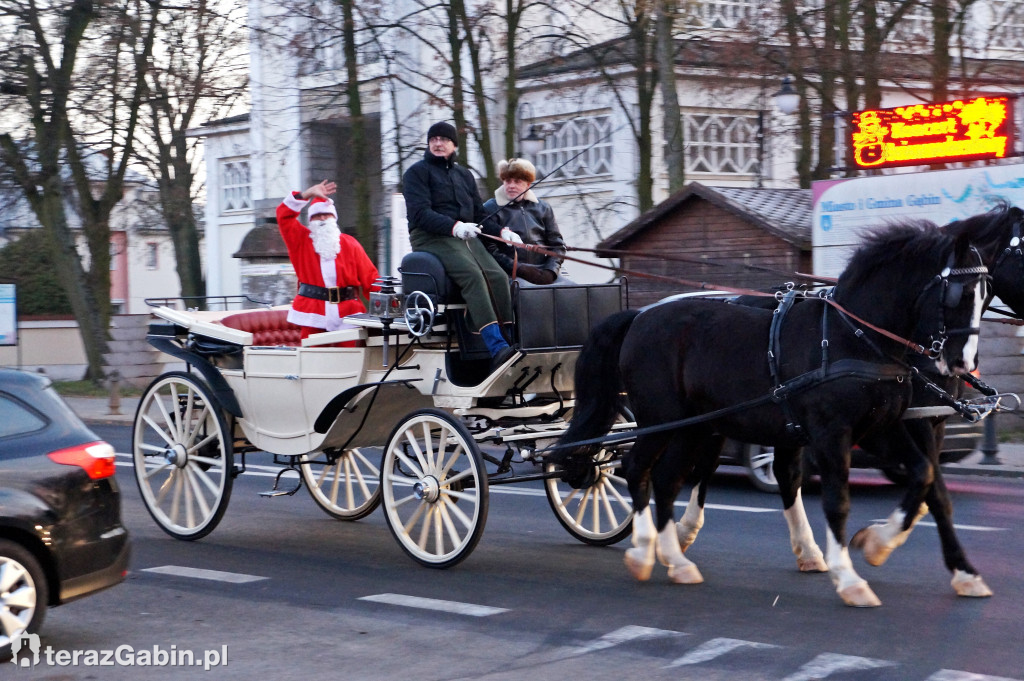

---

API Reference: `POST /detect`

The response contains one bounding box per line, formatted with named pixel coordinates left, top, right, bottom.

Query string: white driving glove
left=501, top=227, right=524, bottom=245
left=453, top=222, right=481, bottom=240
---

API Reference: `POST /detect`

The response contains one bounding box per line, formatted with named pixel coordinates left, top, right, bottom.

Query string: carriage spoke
left=188, top=462, right=223, bottom=499
left=142, top=461, right=172, bottom=481
left=415, top=505, right=433, bottom=550
left=395, top=442, right=425, bottom=479
left=142, top=413, right=177, bottom=449
left=185, top=467, right=212, bottom=520
left=440, top=494, right=474, bottom=529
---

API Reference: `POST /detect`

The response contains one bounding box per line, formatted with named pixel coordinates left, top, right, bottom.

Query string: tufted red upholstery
left=220, top=310, right=303, bottom=347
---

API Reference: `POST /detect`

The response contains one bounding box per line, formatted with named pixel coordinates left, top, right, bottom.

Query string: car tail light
left=48, top=441, right=117, bottom=480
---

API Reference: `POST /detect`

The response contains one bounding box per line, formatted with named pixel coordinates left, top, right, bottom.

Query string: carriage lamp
left=370, top=277, right=404, bottom=367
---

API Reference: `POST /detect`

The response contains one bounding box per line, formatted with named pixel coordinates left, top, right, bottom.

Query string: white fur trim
left=282, top=193, right=308, bottom=213
left=308, top=199, right=337, bottom=219
left=494, top=185, right=538, bottom=206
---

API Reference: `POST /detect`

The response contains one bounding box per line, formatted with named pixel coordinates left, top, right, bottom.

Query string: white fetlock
left=667, top=563, right=704, bottom=584
left=838, top=581, right=882, bottom=607
left=951, top=569, right=993, bottom=598
left=676, top=488, right=704, bottom=552
left=624, top=547, right=655, bottom=581
left=785, top=490, right=826, bottom=572
left=795, top=545, right=828, bottom=572
left=850, top=526, right=893, bottom=567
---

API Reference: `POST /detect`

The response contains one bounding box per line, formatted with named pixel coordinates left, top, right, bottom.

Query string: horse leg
left=925, top=466, right=992, bottom=597
left=775, top=446, right=826, bottom=572
left=850, top=421, right=934, bottom=567
left=623, top=432, right=673, bottom=581
left=673, top=432, right=722, bottom=552
left=815, top=430, right=881, bottom=607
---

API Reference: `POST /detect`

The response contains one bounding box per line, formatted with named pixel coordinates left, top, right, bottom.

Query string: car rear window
left=0, top=394, right=47, bottom=438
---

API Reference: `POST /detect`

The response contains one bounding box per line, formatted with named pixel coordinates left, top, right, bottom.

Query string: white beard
left=310, top=217, right=341, bottom=260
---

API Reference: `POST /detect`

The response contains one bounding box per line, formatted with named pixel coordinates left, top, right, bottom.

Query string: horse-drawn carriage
left=132, top=252, right=633, bottom=568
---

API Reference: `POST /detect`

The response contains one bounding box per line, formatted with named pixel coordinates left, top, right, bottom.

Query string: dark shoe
left=490, top=345, right=518, bottom=373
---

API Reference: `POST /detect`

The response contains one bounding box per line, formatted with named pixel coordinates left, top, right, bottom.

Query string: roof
left=232, top=219, right=288, bottom=259
left=597, top=182, right=812, bottom=253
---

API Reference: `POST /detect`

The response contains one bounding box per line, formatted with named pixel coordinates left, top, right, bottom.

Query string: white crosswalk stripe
left=782, top=652, right=899, bottom=680
left=666, top=637, right=780, bottom=667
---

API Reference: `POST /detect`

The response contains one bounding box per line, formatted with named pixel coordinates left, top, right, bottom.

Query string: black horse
left=679, top=204, right=1022, bottom=602
left=555, top=224, right=989, bottom=606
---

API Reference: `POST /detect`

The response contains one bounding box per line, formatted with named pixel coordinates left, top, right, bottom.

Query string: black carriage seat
left=398, top=251, right=626, bottom=355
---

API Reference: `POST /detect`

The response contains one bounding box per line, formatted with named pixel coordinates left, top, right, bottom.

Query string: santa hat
left=308, top=197, right=337, bottom=219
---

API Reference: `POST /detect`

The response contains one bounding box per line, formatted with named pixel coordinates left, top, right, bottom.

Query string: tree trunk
left=655, top=0, right=685, bottom=194
left=341, top=0, right=376, bottom=258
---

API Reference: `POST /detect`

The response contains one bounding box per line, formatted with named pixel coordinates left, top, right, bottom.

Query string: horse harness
left=767, top=254, right=991, bottom=440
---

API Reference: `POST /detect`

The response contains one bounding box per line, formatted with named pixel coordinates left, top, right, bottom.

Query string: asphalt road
left=24, top=423, right=1024, bottom=680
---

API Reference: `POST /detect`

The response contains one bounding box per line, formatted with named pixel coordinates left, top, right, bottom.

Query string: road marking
left=927, top=670, right=1022, bottom=681
left=871, top=519, right=1005, bottom=532
left=358, top=593, right=508, bottom=617
left=783, top=653, right=898, bottom=680
left=666, top=637, right=780, bottom=667
left=569, top=625, right=686, bottom=655
left=142, top=565, right=267, bottom=583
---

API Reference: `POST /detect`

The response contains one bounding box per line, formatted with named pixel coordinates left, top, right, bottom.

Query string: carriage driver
left=403, top=122, right=518, bottom=370
left=276, top=180, right=379, bottom=341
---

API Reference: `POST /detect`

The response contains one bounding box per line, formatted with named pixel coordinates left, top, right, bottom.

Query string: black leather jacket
left=482, top=188, right=566, bottom=275
left=402, top=150, right=493, bottom=236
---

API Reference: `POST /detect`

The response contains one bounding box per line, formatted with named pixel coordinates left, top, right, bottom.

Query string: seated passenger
left=402, top=122, right=516, bottom=370
left=483, top=158, right=568, bottom=285
left=276, top=180, right=379, bottom=342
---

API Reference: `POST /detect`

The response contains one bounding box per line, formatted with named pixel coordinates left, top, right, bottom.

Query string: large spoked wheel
left=544, top=447, right=633, bottom=545
left=300, top=449, right=382, bottom=520
left=132, top=372, right=233, bottom=540
left=381, top=409, right=488, bottom=568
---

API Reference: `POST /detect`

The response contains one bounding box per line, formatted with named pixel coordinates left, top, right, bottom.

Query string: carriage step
left=259, top=489, right=297, bottom=498
left=259, top=467, right=302, bottom=497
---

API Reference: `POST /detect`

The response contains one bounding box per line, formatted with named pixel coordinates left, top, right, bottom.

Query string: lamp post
left=773, top=76, right=800, bottom=115
left=519, top=124, right=545, bottom=160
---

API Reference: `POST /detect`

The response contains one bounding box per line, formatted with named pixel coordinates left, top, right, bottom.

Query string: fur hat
left=498, top=158, right=536, bottom=184
left=427, top=121, right=458, bottom=146
left=307, top=197, right=337, bottom=220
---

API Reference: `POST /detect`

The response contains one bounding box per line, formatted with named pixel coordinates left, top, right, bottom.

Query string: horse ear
left=953, top=230, right=972, bottom=261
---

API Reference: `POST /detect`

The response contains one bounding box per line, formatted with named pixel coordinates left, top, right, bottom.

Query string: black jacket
left=482, top=188, right=566, bottom=274
left=403, top=151, right=493, bottom=236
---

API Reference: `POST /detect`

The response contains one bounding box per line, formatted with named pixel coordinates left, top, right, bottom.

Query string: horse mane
left=943, top=201, right=1022, bottom=259
left=838, top=222, right=951, bottom=292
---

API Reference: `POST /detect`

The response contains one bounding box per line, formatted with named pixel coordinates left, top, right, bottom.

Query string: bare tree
left=135, top=1, right=247, bottom=299
left=0, top=0, right=157, bottom=382
left=654, top=0, right=684, bottom=193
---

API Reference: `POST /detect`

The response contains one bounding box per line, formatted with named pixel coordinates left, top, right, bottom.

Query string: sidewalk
left=64, top=396, right=1024, bottom=480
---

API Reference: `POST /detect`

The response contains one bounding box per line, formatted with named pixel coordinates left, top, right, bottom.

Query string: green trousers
left=410, top=230, right=513, bottom=332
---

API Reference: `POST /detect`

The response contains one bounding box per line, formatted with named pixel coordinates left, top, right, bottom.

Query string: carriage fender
left=146, top=335, right=244, bottom=418
left=314, top=379, right=423, bottom=434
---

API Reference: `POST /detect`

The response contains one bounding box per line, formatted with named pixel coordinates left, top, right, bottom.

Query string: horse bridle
left=912, top=247, right=990, bottom=356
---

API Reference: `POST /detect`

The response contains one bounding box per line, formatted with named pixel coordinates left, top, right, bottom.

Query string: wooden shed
left=597, top=183, right=813, bottom=307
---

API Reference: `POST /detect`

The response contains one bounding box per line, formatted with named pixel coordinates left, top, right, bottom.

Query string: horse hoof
left=624, top=548, right=654, bottom=581
left=850, top=527, right=892, bottom=567
left=797, top=556, right=828, bottom=572
left=952, top=571, right=993, bottom=598
left=667, top=563, right=704, bottom=584
left=838, top=583, right=882, bottom=607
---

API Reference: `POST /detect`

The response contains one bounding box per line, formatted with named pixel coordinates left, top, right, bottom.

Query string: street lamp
left=773, top=76, right=800, bottom=115
left=519, top=124, right=546, bottom=160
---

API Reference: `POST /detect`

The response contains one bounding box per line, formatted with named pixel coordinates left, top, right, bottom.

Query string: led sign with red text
left=850, top=96, right=1014, bottom=169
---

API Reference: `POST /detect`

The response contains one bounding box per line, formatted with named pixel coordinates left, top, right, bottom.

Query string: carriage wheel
left=380, top=409, right=488, bottom=568
left=132, top=372, right=233, bottom=540
left=300, top=449, right=382, bottom=520
left=544, top=447, right=633, bottom=546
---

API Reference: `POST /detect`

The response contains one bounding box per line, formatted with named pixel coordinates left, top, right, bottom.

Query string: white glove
left=453, top=222, right=481, bottom=240
left=501, top=227, right=524, bottom=245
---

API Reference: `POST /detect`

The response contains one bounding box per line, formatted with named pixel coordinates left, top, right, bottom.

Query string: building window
left=535, top=115, right=614, bottom=181
left=146, top=242, right=158, bottom=270
left=221, top=159, right=251, bottom=213
left=683, top=112, right=760, bottom=176
left=109, top=242, right=118, bottom=270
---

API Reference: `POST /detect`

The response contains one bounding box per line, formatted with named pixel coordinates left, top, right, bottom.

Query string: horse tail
left=552, top=308, right=641, bottom=465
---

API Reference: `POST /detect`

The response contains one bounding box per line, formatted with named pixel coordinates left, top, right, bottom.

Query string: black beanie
left=427, top=122, right=458, bottom=146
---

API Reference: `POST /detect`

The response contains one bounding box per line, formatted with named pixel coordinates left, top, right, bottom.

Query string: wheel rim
left=300, top=449, right=382, bottom=520
left=133, top=374, right=232, bottom=539
left=0, top=556, right=37, bottom=647
left=381, top=411, right=487, bottom=567
left=747, top=445, right=778, bottom=488
left=545, top=449, right=632, bottom=545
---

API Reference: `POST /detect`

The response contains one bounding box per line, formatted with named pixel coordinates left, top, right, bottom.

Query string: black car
left=0, top=369, right=130, bottom=660
left=722, top=418, right=984, bottom=493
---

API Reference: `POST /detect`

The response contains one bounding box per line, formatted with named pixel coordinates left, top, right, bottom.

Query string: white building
left=189, top=0, right=1024, bottom=295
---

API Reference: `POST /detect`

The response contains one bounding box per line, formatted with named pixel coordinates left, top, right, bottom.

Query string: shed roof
left=597, top=182, right=812, bottom=254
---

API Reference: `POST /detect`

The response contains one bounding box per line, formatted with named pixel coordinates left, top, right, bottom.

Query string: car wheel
left=743, top=443, right=780, bottom=493
left=0, top=539, right=48, bottom=662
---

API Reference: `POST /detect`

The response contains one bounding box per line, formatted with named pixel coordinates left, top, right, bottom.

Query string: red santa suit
left=277, top=193, right=379, bottom=337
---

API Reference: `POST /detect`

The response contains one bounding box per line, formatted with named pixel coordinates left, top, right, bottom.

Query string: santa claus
left=276, top=180, right=379, bottom=339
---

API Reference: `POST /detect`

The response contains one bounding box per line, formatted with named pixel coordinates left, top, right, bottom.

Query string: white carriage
left=131, top=253, right=633, bottom=567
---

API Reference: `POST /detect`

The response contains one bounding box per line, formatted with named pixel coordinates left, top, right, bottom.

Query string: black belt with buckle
left=298, top=283, right=358, bottom=303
